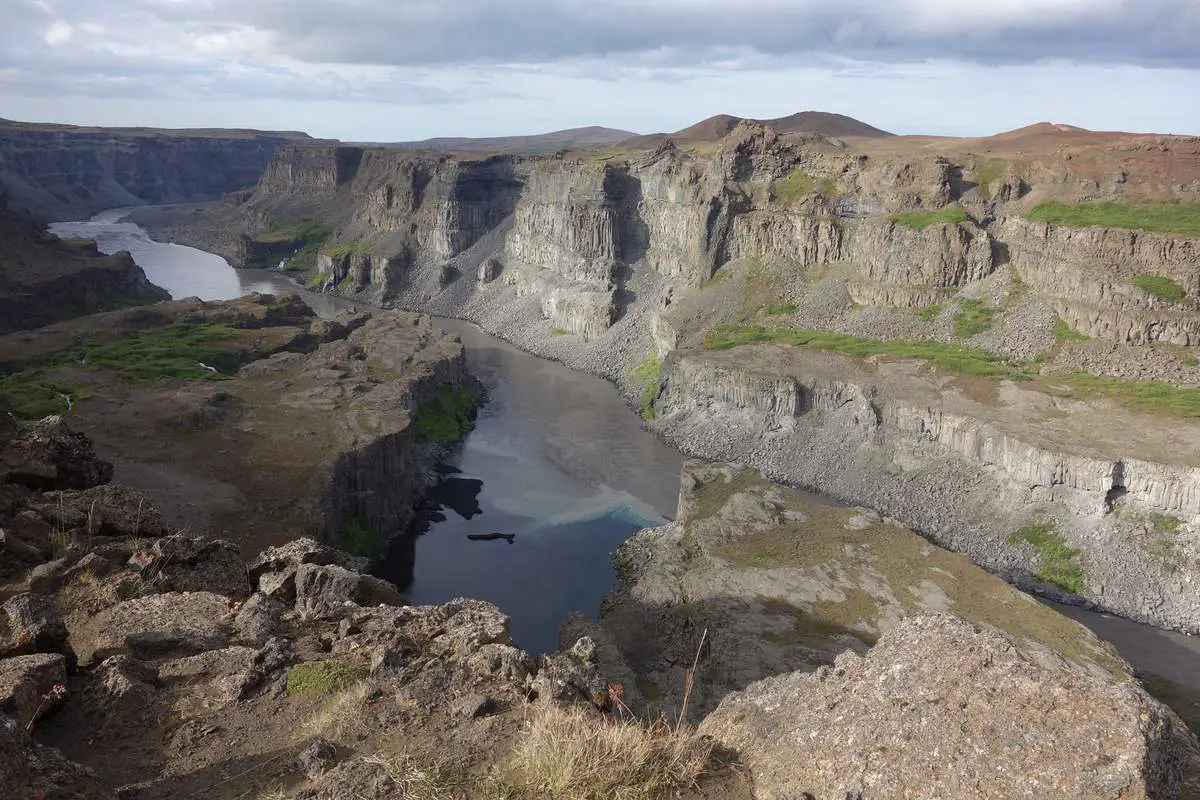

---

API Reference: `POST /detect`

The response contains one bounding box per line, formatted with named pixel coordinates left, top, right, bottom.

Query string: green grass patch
left=340, top=516, right=382, bottom=558
left=325, top=240, right=363, bottom=260
left=1008, top=523, right=1085, bottom=595
left=285, top=661, right=368, bottom=695
left=550, top=327, right=569, bottom=337
left=1061, top=372, right=1200, bottom=418
left=630, top=356, right=663, bottom=420
left=952, top=299, right=995, bottom=339
left=914, top=304, right=941, bottom=321
left=770, top=169, right=838, bottom=203
left=764, top=301, right=797, bottom=316
left=1026, top=200, right=1200, bottom=238
left=704, top=325, right=1030, bottom=380
left=1132, top=274, right=1187, bottom=303
left=412, top=386, right=480, bottom=443
left=0, top=322, right=241, bottom=419
left=976, top=159, right=1005, bottom=195
left=1053, top=318, right=1090, bottom=342
left=888, top=206, right=970, bottom=230
left=0, top=374, right=78, bottom=419
left=307, top=273, right=330, bottom=290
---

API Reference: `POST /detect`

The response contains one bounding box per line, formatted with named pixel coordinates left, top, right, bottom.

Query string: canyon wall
left=0, top=122, right=317, bottom=221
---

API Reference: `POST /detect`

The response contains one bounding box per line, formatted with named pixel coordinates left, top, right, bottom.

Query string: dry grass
left=358, top=753, right=472, bottom=800
left=306, top=679, right=380, bottom=739
left=507, top=705, right=714, bottom=800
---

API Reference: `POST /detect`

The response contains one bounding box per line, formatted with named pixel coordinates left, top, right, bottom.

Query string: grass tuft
left=1132, top=274, right=1187, bottom=303
left=976, top=159, right=1005, bottom=195
left=1008, top=523, right=1085, bottom=595
left=307, top=680, right=379, bottom=739
left=507, top=705, right=713, bottom=800
left=551, top=327, right=570, bottom=337
left=764, top=301, right=797, bottom=317
left=326, top=240, right=364, bottom=260
left=1027, top=200, right=1200, bottom=238
left=630, top=356, right=663, bottom=420
left=888, top=206, right=970, bottom=230
left=412, top=386, right=480, bottom=443
left=952, top=299, right=995, bottom=339
left=914, top=304, right=941, bottom=322
left=1061, top=372, right=1200, bottom=418
left=286, top=661, right=369, bottom=695
left=1052, top=318, right=1090, bottom=342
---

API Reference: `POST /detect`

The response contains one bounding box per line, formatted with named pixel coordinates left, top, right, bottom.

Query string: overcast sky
left=2, top=0, right=1198, bottom=140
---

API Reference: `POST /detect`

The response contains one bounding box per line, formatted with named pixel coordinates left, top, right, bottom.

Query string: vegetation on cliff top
left=704, top=325, right=1028, bottom=379
left=975, top=159, right=1006, bottom=196
left=1052, top=318, right=1090, bottom=342
left=770, top=169, right=838, bottom=203
left=1133, top=274, right=1187, bottom=303
left=412, top=385, right=480, bottom=443
left=888, top=206, right=970, bottom=230
left=260, top=217, right=333, bottom=270
left=325, top=240, right=364, bottom=260
left=340, top=516, right=383, bottom=558
left=0, top=322, right=242, bottom=419
left=1008, top=522, right=1085, bottom=595
left=1026, top=200, right=1200, bottom=238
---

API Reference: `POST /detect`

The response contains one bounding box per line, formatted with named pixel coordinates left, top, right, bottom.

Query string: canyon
left=4, top=111, right=1200, bottom=798
left=140, top=117, right=1200, bottom=634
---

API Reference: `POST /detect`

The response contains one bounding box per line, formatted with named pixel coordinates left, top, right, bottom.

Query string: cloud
left=43, top=19, right=74, bottom=46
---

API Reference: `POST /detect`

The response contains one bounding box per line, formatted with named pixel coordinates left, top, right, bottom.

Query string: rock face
left=701, top=615, right=1194, bottom=800
left=654, top=348, right=1200, bottom=632
left=0, top=120, right=317, bottom=220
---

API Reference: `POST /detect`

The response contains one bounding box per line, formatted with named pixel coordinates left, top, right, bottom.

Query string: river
left=48, top=209, right=1200, bottom=684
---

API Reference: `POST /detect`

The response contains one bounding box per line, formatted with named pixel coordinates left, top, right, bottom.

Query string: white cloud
left=43, top=19, right=74, bottom=46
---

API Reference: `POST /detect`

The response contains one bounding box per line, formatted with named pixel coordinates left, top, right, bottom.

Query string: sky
left=2, top=0, right=1199, bottom=141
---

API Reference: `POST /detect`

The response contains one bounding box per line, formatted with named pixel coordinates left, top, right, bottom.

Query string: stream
left=48, top=208, right=1200, bottom=682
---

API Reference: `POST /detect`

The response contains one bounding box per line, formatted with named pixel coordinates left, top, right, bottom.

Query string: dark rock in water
left=467, top=532, right=516, bottom=544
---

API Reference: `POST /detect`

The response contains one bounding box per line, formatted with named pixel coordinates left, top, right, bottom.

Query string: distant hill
left=369, top=126, right=638, bottom=154
left=0, top=118, right=317, bottom=142
left=623, top=111, right=894, bottom=149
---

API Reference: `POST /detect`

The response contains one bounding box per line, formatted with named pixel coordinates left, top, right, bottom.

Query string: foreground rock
left=702, top=615, right=1195, bottom=800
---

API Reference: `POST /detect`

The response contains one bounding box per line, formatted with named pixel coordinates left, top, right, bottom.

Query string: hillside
left=373, top=125, right=637, bottom=154
left=624, top=109, right=894, bottom=148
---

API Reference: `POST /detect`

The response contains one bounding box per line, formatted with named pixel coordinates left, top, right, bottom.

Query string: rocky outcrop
left=848, top=218, right=996, bottom=308
left=1003, top=217, right=1200, bottom=344
left=701, top=615, right=1194, bottom=800
left=654, top=350, right=1200, bottom=633
left=0, top=120, right=317, bottom=220
left=0, top=200, right=168, bottom=334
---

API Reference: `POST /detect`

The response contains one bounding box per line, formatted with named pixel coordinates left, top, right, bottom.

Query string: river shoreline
left=70, top=207, right=1200, bottom=690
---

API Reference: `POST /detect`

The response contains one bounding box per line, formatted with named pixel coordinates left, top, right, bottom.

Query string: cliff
left=0, top=119, right=320, bottom=221
left=136, top=119, right=1200, bottom=633
left=0, top=199, right=168, bottom=333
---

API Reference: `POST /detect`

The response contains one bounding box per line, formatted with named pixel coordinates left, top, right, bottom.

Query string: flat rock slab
left=88, top=591, right=233, bottom=664
left=701, top=615, right=1194, bottom=800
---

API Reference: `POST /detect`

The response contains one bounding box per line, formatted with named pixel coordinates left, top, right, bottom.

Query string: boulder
left=0, top=715, right=114, bottom=800
left=529, top=636, right=609, bottom=708
left=0, top=416, right=112, bottom=490
left=232, top=592, right=285, bottom=645
left=135, top=534, right=251, bottom=599
left=26, top=556, right=73, bottom=594
left=90, top=591, right=232, bottom=663
left=477, top=257, right=502, bottom=284
left=248, top=537, right=365, bottom=585
left=159, top=645, right=261, bottom=706
left=700, top=615, right=1194, bottom=800
left=0, top=593, right=74, bottom=666
left=32, top=484, right=167, bottom=539
left=0, top=653, right=67, bottom=728
left=8, top=509, right=54, bottom=555
left=0, top=529, right=45, bottom=577
left=293, top=563, right=403, bottom=618
left=94, top=654, right=158, bottom=704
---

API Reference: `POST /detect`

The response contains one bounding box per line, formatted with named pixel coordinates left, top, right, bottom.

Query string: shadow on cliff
left=585, top=590, right=1200, bottom=733
left=606, top=168, right=650, bottom=323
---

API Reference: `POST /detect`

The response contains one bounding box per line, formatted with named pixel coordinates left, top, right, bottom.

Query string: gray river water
left=48, top=209, right=1200, bottom=681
